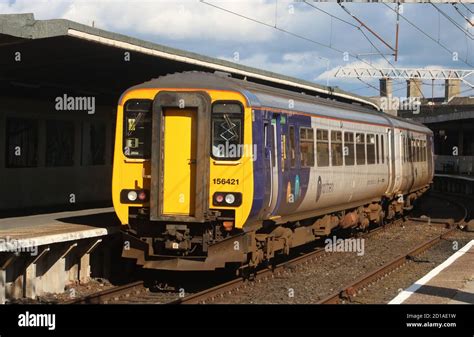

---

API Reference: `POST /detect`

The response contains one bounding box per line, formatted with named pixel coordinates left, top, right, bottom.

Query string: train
left=112, top=71, right=433, bottom=271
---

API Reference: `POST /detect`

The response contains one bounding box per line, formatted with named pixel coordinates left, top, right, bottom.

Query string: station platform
left=389, top=240, right=474, bottom=304
left=434, top=173, right=474, bottom=182
left=0, top=208, right=122, bottom=303
left=0, top=208, right=120, bottom=251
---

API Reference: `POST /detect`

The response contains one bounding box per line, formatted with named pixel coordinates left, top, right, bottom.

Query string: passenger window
left=356, top=133, right=366, bottom=165
left=331, top=130, right=343, bottom=166
left=289, top=126, right=296, bottom=168
left=316, top=129, right=329, bottom=167
left=300, top=127, right=315, bottom=167
left=344, top=132, right=355, bottom=166
left=367, top=134, right=376, bottom=164
left=381, top=135, right=384, bottom=164
left=415, top=139, right=420, bottom=162
left=401, top=135, right=406, bottom=163
left=376, top=135, right=380, bottom=164
left=281, top=134, right=287, bottom=170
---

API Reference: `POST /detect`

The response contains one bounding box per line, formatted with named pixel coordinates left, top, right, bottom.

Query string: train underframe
left=122, top=186, right=430, bottom=272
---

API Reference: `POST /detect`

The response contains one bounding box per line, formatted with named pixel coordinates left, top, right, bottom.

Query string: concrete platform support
left=0, top=235, right=117, bottom=303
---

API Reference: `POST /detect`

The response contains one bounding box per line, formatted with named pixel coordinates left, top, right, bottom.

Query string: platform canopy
left=0, top=13, right=378, bottom=109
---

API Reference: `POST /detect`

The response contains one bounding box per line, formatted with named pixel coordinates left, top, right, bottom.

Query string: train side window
left=281, top=134, right=287, bottom=170
left=344, top=132, right=355, bottom=166
left=289, top=126, right=296, bottom=168
left=331, top=130, right=343, bottom=166
left=376, top=134, right=380, bottom=164
left=5, top=118, right=39, bottom=168
left=381, top=135, right=384, bottom=164
left=264, top=122, right=275, bottom=167
left=316, top=129, right=329, bottom=167
left=300, top=127, right=315, bottom=167
left=356, top=133, right=366, bottom=165
left=405, top=137, right=410, bottom=162
left=409, top=138, right=413, bottom=162
left=415, top=139, right=419, bottom=162
left=367, top=134, right=376, bottom=164
left=423, top=140, right=427, bottom=161
left=401, top=135, right=405, bottom=163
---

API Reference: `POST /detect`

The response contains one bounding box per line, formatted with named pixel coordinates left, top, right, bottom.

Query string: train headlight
left=215, top=194, right=224, bottom=203
left=225, top=193, right=236, bottom=205
left=127, top=191, right=138, bottom=201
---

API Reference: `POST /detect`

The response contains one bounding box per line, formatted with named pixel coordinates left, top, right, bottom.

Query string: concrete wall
left=0, top=96, right=115, bottom=211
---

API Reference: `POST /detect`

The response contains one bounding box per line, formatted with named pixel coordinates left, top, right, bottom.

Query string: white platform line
left=389, top=239, right=474, bottom=304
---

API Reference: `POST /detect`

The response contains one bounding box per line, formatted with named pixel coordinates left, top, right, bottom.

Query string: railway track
left=66, top=191, right=470, bottom=305
left=317, top=191, right=471, bottom=304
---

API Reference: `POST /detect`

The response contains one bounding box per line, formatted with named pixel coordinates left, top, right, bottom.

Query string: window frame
left=210, top=100, right=245, bottom=161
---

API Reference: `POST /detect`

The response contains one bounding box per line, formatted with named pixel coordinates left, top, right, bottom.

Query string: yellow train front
left=113, top=72, right=256, bottom=271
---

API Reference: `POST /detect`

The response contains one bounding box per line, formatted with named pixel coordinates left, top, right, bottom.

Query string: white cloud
left=218, top=51, right=329, bottom=81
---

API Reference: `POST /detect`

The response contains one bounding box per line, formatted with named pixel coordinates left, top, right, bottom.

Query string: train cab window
left=5, top=118, right=39, bottom=168
left=211, top=102, right=243, bottom=160
left=289, top=126, right=296, bottom=168
left=316, top=129, right=329, bottom=167
left=300, top=127, right=315, bottom=167
left=366, top=134, right=376, bottom=164
left=331, top=130, right=343, bottom=166
left=356, top=133, right=366, bottom=165
left=344, top=132, right=355, bottom=166
left=381, top=135, right=385, bottom=164
left=123, top=99, right=152, bottom=159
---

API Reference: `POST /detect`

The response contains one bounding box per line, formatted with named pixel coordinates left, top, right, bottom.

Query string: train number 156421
left=212, top=178, right=239, bottom=185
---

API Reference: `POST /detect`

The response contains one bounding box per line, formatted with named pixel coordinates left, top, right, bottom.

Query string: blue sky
left=1, top=0, right=473, bottom=97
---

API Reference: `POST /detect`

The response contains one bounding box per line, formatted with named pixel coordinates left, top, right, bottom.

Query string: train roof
left=128, top=72, right=431, bottom=134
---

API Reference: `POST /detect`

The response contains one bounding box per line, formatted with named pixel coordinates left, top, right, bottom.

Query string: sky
left=1, top=0, right=473, bottom=98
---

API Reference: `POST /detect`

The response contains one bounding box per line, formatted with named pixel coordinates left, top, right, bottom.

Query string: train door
left=263, top=115, right=280, bottom=216
left=392, top=129, right=403, bottom=193
left=386, top=128, right=395, bottom=195
left=162, top=108, right=197, bottom=215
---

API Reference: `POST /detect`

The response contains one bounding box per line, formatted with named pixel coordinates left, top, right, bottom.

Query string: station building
left=0, top=13, right=377, bottom=215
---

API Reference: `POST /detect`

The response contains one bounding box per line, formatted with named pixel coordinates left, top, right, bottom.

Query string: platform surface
left=435, top=173, right=474, bottom=182
left=390, top=240, right=474, bottom=304
left=0, top=208, right=120, bottom=251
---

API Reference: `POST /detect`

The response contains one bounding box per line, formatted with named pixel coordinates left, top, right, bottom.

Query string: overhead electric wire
left=431, top=3, right=474, bottom=39
left=383, top=2, right=473, bottom=68
left=460, top=1, right=474, bottom=15
left=453, top=4, right=474, bottom=27
left=200, top=0, right=381, bottom=71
